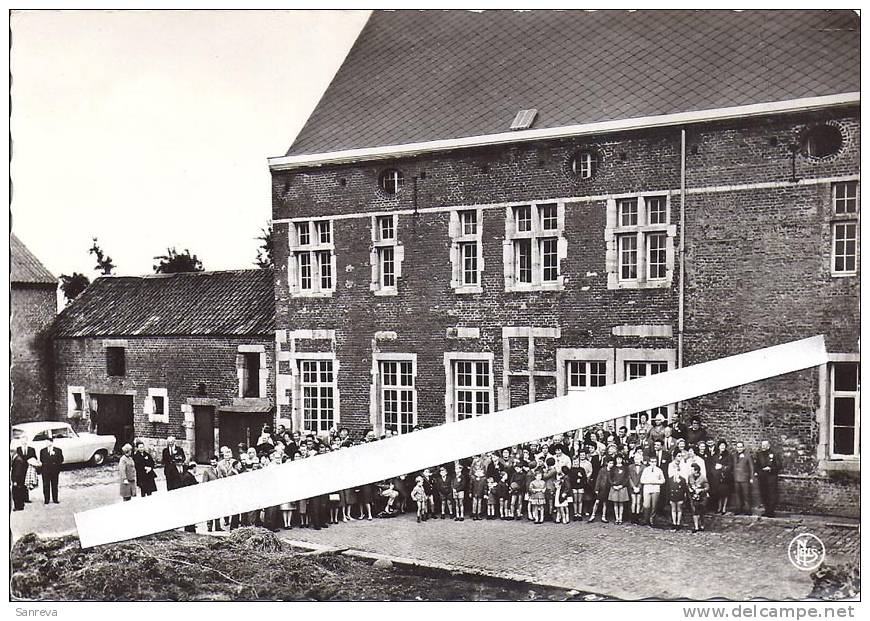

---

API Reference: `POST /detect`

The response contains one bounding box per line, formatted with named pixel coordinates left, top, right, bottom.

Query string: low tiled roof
left=286, top=10, right=860, bottom=155
left=52, top=270, right=275, bottom=338
left=10, top=234, right=56, bottom=285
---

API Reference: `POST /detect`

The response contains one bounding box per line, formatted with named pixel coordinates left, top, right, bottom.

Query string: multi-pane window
left=454, top=360, right=491, bottom=420
left=607, top=194, right=674, bottom=289
left=381, top=360, right=416, bottom=434
left=832, top=223, right=857, bottom=274
left=647, top=196, right=667, bottom=225
left=300, top=359, right=335, bottom=432
left=541, top=238, right=559, bottom=282
left=647, top=232, right=667, bottom=280
left=461, top=242, right=478, bottom=286
left=540, top=204, right=558, bottom=230
left=570, top=150, right=599, bottom=179
left=372, top=214, right=402, bottom=293
left=831, top=182, right=859, bottom=277
left=514, top=239, right=532, bottom=284
left=618, top=235, right=637, bottom=280
left=451, top=209, right=483, bottom=292
left=566, top=361, right=607, bottom=391
left=515, top=205, right=532, bottom=232
left=830, top=362, right=860, bottom=458
left=378, top=169, right=403, bottom=195
left=290, top=219, right=334, bottom=296
left=619, top=199, right=638, bottom=226
left=505, top=203, right=564, bottom=290
left=106, top=347, right=126, bottom=377
left=626, top=361, right=669, bottom=429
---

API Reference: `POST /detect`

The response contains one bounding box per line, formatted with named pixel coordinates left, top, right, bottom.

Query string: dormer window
left=569, top=150, right=600, bottom=179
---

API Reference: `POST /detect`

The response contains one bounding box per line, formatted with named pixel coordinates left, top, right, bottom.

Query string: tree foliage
left=153, top=247, right=204, bottom=274
left=59, top=272, right=91, bottom=303
left=88, top=238, right=116, bottom=275
left=255, top=222, right=274, bottom=270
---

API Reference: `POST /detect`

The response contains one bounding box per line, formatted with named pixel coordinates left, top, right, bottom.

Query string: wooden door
left=193, top=406, right=215, bottom=463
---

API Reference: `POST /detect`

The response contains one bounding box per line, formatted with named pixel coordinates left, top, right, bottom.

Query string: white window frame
left=145, top=387, right=169, bottom=424
left=449, top=208, right=484, bottom=293
left=444, top=352, right=494, bottom=423
left=606, top=192, right=676, bottom=290
left=67, top=386, right=87, bottom=419
left=297, top=355, right=339, bottom=433
left=237, top=344, right=268, bottom=399
left=829, top=181, right=859, bottom=278
left=555, top=348, right=615, bottom=398
left=288, top=219, right=336, bottom=297
left=371, top=353, right=417, bottom=435
left=503, top=201, right=567, bottom=292
left=571, top=151, right=598, bottom=178
left=828, top=357, right=860, bottom=460
left=370, top=213, right=404, bottom=295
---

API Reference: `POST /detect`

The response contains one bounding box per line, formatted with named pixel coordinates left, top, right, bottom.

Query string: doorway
left=219, top=412, right=271, bottom=458
left=193, top=405, right=216, bottom=463
left=92, top=394, right=134, bottom=453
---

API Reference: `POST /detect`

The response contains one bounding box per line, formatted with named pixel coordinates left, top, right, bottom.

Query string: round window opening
left=801, top=125, right=844, bottom=159
left=378, top=169, right=404, bottom=195
left=569, top=150, right=600, bottom=179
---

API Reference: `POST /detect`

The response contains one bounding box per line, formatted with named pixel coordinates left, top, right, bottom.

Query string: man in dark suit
left=161, top=435, right=186, bottom=491
left=20, top=436, right=39, bottom=503
left=39, top=436, right=64, bottom=504
left=754, top=440, right=780, bottom=517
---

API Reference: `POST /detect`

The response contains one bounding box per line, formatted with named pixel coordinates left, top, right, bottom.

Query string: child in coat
left=471, top=468, right=487, bottom=521
left=528, top=471, right=547, bottom=524
left=486, top=476, right=498, bottom=519
left=588, top=458, right=614, bottom=523
left=496, top=471, right=510, bottom=520
left=555, top=467, right=573, bottom=524
left=435, top=466, right=453, bottom=518
left=509, top=464, right=526, bottom=520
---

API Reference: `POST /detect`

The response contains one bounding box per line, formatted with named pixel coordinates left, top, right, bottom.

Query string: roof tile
left=287, top=9, right=859, bottom=155
left=52, top=270, right=275, bottom=338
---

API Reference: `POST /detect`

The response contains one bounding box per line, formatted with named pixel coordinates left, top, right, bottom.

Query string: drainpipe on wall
left=678, top=129, right=687, bottom=372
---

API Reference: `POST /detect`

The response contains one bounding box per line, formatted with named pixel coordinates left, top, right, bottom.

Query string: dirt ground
left=9, top=528, right=587, bottom=602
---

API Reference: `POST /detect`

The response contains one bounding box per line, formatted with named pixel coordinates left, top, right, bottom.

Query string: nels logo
left=788, top=533, right=826, bottom=571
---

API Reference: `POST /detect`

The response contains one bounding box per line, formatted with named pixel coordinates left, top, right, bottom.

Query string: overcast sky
left=10, top=10, right=370, bottom=278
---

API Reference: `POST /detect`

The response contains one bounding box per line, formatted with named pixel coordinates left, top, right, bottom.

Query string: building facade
left=51, top=270, right=276, bottom=461
left=267, top=11, right=859, bottom=516
left=10, top=234, right=58, bottom=424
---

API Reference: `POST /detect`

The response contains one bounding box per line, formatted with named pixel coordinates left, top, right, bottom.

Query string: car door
left=50, top=425, right=82, bottom=463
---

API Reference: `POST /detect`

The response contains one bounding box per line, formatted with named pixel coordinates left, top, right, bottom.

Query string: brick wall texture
left=265, top=106, right=857, bottom=516
left=52, top=336, right=276, bottom=450
left=10, top=284, right=57, bottom=423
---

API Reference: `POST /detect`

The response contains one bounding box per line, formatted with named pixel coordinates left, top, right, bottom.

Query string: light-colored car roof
left=12, top=421, right=71, bottom=432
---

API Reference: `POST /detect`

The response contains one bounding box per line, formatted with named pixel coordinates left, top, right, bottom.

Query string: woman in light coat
left=119, top=443, right=137, bottom=501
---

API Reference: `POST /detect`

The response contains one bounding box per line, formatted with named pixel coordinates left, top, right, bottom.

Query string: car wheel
left=90, top=450, right=107, bottom=466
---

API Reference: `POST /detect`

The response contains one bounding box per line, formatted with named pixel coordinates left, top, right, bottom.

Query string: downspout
left=678, top=129, right=687, bottom=372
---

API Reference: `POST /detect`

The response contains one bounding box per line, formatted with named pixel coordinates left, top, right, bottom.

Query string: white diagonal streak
left=76, top=335, right=827, bottom=547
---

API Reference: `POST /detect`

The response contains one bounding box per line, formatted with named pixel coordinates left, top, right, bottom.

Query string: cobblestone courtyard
left=273, top=513, right=859, bottom=600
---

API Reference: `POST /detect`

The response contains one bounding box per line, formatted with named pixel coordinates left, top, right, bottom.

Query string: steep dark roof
left=287, top=10, right=860, bottom=155
left=52, top=270, right=275, bottom=338
left=10, top=234, right=56, bottom=285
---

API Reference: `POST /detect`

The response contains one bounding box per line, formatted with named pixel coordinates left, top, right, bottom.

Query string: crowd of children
left=186, top=412, right=776, bottom=535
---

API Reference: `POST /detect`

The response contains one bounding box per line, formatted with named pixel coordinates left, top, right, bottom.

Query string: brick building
left=10, top=234, right=58, bottom=424
left=265, top=11, right=859, bottom=516
left=51, top=270, right=276, bottom=461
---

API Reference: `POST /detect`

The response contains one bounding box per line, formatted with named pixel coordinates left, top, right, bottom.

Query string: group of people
left=10, top=435, right=65, bottom=511
left=119, top=414, right=782, bottom=535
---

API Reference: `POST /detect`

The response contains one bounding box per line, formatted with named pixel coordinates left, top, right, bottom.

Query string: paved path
left=272, top=513, right=858, bottom=600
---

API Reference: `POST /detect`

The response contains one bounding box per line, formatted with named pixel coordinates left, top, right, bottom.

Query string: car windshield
left=51, top=427, right=77, bottom=439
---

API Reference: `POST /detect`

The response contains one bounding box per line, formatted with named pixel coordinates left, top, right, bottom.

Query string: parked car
left=10, top=421, right=116, bottom=466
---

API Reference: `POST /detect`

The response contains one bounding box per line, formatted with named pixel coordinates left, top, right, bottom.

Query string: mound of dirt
left=10, top=530, right=575, bottom=601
